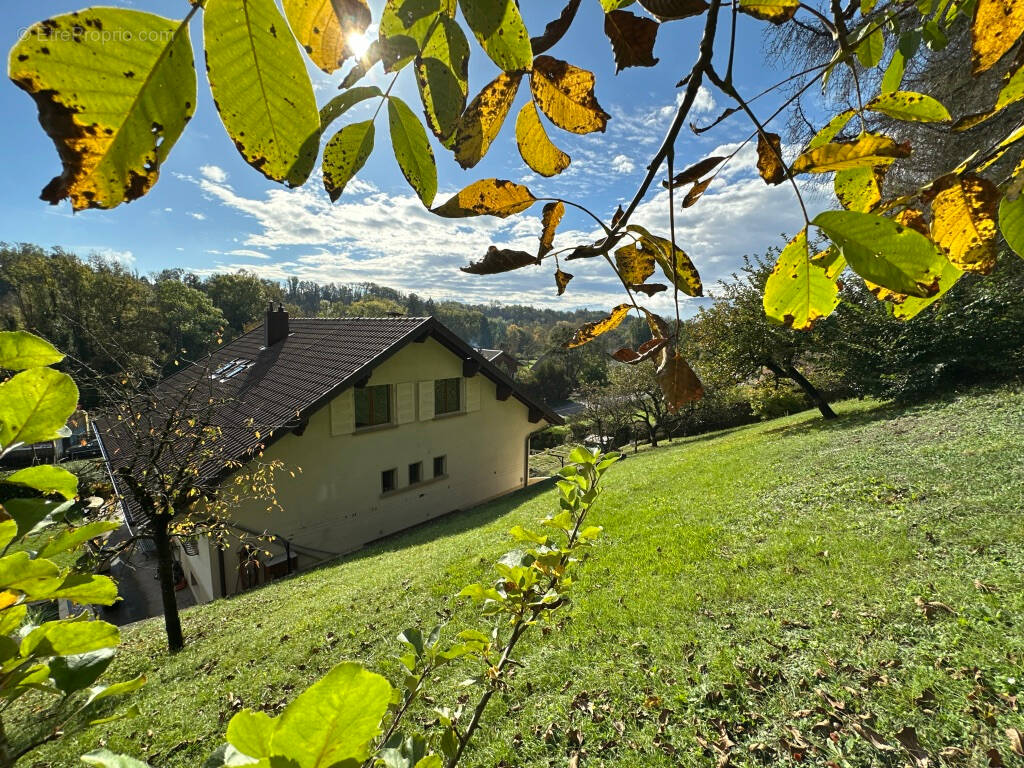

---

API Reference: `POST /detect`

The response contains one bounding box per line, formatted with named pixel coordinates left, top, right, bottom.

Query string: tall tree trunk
left=785, top=363, right=837, bottom=420
left=151, top=515, right=185, bottom=653
left=0, top=716, right=13, bottom=768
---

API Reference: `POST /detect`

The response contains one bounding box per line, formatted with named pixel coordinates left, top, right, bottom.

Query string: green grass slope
left=21, top=388, right=1024, bottom=767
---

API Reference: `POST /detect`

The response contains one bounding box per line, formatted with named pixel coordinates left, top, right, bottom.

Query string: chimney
left=265, top=302, right=289, bottom=347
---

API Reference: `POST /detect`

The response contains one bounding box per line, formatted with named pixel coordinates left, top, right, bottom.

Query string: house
left=97, top=307, right=561, bottom=605
left=475, top=348, right=521, bottom=379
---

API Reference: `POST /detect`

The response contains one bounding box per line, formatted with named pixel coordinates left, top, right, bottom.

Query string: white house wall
left=189, top=337, right=545, bottom=601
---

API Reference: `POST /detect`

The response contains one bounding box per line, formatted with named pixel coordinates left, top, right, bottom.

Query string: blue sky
left=1, top=1, right=829, bottom=313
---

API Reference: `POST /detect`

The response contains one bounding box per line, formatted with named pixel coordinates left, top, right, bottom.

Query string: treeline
left=558, top=248, right=1024, bottom=451
left=0, top=243, right=641, bottom=405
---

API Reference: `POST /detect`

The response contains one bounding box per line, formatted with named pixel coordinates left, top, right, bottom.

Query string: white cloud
left=611, top=154, right=636, bottom=174
left=199, top=165, right=228, bottom=183
left=92, top=248, right=136, bottom=266
left=227, top=249, right=271, bottom=260
left=188, top=211, right=207, bottom=220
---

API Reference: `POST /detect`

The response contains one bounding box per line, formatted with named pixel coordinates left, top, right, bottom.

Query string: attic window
left=210, top=359, right=252, bottom=381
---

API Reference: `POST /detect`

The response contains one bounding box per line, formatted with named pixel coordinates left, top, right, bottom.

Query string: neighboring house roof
left=476, top=348, right=520, bottom=367
left=96, top=315, right=561, bottom=530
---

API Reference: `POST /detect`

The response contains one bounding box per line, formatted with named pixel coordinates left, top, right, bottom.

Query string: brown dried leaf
left=565, top=243, right=605, bottom=260
left=629, top=225, right=703, bottom=296
left=530, top=56, right=610, bottom=135
left=852, top=722, right=896, bottom=752
left=461, top=246, right=538, bottom=274
left=452, top=72, right=523, bottom=169
left=756, top=132, right=786, bottom=185
left=555, top=268, right=574, bottom=295
left=539, top=201, right=566, bottom=256
left=634, top=283, right=668, bottom=296
left=531, top=0, right=583, bottom=56
left=639, top=0, right=710, bottom=20
left=914, top=595, right=956, bottom=620
left=604, top=10, right=660, bottom=73
left=612, top=337, right=668, bottom=363
left=895, top=726, right=930, bottom=768
left=1007, top=728, right=1024, bottom=757
left=433, top=178, right=536, bottom=218
left=664, top=156, right=726, bottom=188
left=683, top=178, right=712, bottom=207
left=657, top=352, right=703, bottom=411
left=567, top=304, right=631, bottom=348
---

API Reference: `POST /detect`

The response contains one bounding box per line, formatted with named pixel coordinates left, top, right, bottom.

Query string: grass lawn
left=17, top=387, right=1024, bottom=767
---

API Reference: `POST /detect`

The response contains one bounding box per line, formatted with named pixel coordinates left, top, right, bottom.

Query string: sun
left=346, top=29, right=372, bottom=59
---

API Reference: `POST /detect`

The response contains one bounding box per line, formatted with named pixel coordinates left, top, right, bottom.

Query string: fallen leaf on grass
left=895, top=726, right=931, bottom=767
left=1007, top=728, right=1024, bottom=756
left=914, top=596, right=956, bottom=620
left=852, top=722, right=896, bottom=752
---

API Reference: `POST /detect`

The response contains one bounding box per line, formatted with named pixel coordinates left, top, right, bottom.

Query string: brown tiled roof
left=96, top=316, right=559, bottom=529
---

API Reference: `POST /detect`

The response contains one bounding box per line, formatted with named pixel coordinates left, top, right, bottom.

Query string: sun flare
left=346, top=29, right=372, bottom=59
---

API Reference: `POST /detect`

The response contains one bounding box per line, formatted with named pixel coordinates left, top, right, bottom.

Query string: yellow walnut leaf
left=834, top=166, right=882, bottom=212
left=555, top=269, right=573, bottom=296
left=930, top=174, right=1001, bottom=274
left=628, top=226, right=703, bottom=297
left=282, top=0, right=370, bottom=73
left=971, top=0, right=1024, bottom=74
left=756, top=131, right=786, bottom=185
left=567, top=304, right=631, bottom=348
left=614, top=241, right=657, bottom=285
left=738, top=0, right=799, bottom=23
left=452, top=72, right=523, bottom=169
left=516, top=102, right=571, bottom=177
left=530, top=55, right=610, bottom=135
left=539, top=201, right=565, bottom=257
left=791, top=133, right=911, bottom=174
left=432, top=178, right=536, bottom=218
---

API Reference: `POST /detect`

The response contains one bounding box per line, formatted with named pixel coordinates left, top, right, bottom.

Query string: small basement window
left=433, top=455, right=446, bottom=478
left=408, top=461, right=422, bottom=485
left=434, top=377, right=460, bottom=415
left=381, top=468, right=397, bottom=494
left=356, top=385, right=391, bottom=428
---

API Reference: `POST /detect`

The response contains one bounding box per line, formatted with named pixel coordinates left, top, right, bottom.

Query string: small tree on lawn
left=691, top=253, right=839, bottom=420
left=97, top=368, right=287, bottom=653
left=605, top=361, right=681, bottom=448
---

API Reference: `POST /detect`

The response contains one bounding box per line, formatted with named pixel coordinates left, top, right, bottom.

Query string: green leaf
left=416, top=15, right=470, bottom=142
left=856, top=26, right=884, bottom=68
left=0, top=604, right=27, bottom=637
left=457, top=0, right=532, bottom=72
left=0, top=332, right=63, bottom=371
left=39, top=572, right=120, bottom=606
left=319, top=86, right=383, bottom=132
left=806, top=110, right=856, bottom=151
left=227, top=709, right=276, bottom=760
left=38, top=521, right=120, bottom=559
left=0, top=552, right=61, bottom=595
left=6, top=465, right=78, bottom=500
left=834, top=166, right=882, bottom=212
left=49, top=648, right=115, bottom=695
left=0, top=518, right=16, bottom=551
left=322, top=121, right=376, bottom=202
left=21, top=619, right=120, bottom=658
left=378, top=0, right=454, bottom=72
left=999, top=193, right=1024, bottom=259
left=81, top=750, right=153, bottom=768
left=269, top=661, right=392, bottom=767
left=865, top=91, right=951, bottom=122
left=996, top=61, right=1024, bottom=110
left=84, top=674, right=146, bottom=707
left=813, top=210, right=949, bottom=297
left=8, top=9, right=196, bottom=210
left=0, top=366, right=78, bottom=449
left=388, top=97, right=438, bottom=206
left=88, top=703, right=142, bottom=726
left=205, top=0, right=320, bottom=186
left=762, top=228, right=840, bottom=330
left=889, top=258, right=964, bottom=319
left=1, top=497, right=70, bottom=540
left=881, top=50, right=905, bottom=93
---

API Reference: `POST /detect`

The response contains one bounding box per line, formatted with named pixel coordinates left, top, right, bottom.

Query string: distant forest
left=0, top=243, right=642, bottom=404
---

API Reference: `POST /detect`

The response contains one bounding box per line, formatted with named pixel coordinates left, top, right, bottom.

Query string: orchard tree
left=690, top=253, right=839, bottom=418
left=7, top=0, right=1024, bottom=412
left=97, top=367, right=289, bottom=653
